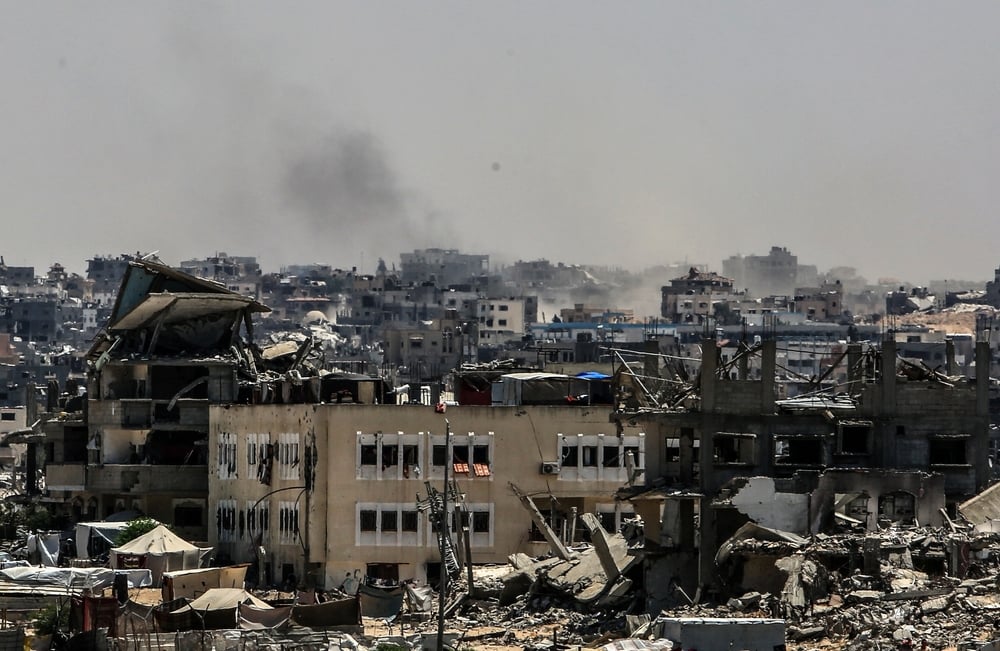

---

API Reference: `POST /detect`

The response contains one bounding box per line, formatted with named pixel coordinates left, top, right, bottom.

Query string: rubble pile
left=684, top=524, right=1000, bottom=650
left=365, top=528, right=648, bottom=650
left=359, top=522, right=1000, bottom=650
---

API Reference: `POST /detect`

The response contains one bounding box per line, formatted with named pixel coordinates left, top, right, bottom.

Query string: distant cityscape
left=1, top=245, right=997, bottom=405
left=2, top=245, right=1000, bottom=645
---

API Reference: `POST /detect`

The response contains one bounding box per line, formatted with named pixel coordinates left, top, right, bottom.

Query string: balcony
left=86, top=464, right=207, bottom=495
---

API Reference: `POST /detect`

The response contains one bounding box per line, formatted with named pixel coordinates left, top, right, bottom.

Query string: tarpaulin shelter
left=74, top=521, right=135, bottom=560
left=170, top=588, right=271, bottom=630
left=110, top=525, right=211, bottom=585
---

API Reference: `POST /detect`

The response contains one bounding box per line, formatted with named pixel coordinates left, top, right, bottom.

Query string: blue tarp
left=575, top=371, right=610, bottom=381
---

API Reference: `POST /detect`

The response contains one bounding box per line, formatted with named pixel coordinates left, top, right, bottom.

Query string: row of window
left=557, top=434, right=645, bottom=482
left=216, top=499, right=301, bottom=546
left=218, top=432, right=300, bottom=481
left=355, top=432, right=646, bottom=482
left=355, top=502, right=494, bottom=548
left=222, top=431, right=647, bottom=484
left=356, top=432, right=494, bottom=480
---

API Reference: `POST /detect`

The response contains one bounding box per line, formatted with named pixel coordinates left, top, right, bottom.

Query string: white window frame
left=217, top=498, right=237, bottom=543
left=217, top=433, right=237, bottom=480
left=356, top=502, right=423, bottom=547
left=277, top=500, right=300, bottom=545
left=278, top=433, right=300, bottom=480
left=428, top=432, right=493, bottom=480
left=246, top=433, right=258, bottom=478
left=466, top=502, right=494, bottom=548
left=243, top=500, right=271, bottom=539
left=425, top=502, right=495, bottom=549
left=558, top=433, right=645, bottom=482
left=356, top=431, right=426, bottom=480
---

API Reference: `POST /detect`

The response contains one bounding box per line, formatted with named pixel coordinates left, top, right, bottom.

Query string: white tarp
left=26, top=533, right=60, bottom=567
left=0, top=567, right=151, bottom=596
left=74, top=521, right=133, bottom=559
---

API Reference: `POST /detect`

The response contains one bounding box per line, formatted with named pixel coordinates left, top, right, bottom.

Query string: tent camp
left=110, top=525, right=211, bottom=585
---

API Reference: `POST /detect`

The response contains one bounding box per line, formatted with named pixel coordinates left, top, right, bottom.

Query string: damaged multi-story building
left=46, top=258, right=272, bottom=541
left=610, top=332, right=992, bottom=611
left=38, top=259, right=641, bottom=593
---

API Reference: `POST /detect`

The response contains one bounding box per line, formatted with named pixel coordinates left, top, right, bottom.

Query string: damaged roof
left=109, top=258, right=269, bottom=327
left=108, top=293, right=261, bottom=332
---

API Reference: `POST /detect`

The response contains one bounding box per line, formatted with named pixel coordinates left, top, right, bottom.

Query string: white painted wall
left=730, top=476, right=809, bottom=534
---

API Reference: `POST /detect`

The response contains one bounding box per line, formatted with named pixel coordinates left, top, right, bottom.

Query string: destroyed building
left=32, top=259, right=641, bottom=594
left=611, top=333, right=992, bottom=612
left=41, top=258, right=270, bottom=540
left=659, top=267, right=737, bottom=324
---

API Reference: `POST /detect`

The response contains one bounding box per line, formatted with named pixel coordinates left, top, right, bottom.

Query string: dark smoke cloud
left=284, top=130, right=406, bottom=229
left=278, top=128, right=459, bottom=266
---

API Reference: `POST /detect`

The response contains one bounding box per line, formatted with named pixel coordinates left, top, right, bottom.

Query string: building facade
left=208, top=404, right=645, bottom=588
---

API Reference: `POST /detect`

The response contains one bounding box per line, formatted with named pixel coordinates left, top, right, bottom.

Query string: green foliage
left=33, top=603, right=68, bottom=635
left=115, top=517, right=161, bottom=546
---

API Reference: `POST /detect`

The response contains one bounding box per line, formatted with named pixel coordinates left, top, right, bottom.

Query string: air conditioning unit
left=540, top=461, right=561, bottom=475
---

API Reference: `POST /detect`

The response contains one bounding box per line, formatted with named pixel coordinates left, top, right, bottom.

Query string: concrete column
left=738, top=343, right=749, bottom=381
left=881, top=339, right=897, bottom=416
left=946, top=339, right=956, bottom=376
left=678, top=499, right=696, bottom=550
left=975, top=340, right=991, bottom=490
left=679, top=427, right=695, bottom=485
left=700, top=339, right=717, bottom=412
left=976, top=340, right=989, bottom=417
left=697, top=496, right=717, bottom=595
left=580, top=512, right=620, bottom=583
left=697, top=411, right=717, bottom=593
left=760, top=339, right=776, bottom=413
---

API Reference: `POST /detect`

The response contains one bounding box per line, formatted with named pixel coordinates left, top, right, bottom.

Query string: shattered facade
left=615, top=334, right=992, bottom=612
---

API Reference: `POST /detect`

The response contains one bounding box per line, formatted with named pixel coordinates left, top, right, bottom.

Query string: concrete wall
left=809, top=469, right=944, bottom=533
left=728, top=477, right=809, bottom=534
left=209, top=404, right=643, bottom=589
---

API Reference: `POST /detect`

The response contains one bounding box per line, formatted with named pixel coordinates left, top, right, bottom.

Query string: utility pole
left=437, top=418, right=451, bottom=651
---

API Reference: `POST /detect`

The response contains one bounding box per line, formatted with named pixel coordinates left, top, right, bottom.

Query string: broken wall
left=809, top=469, right=944, bottom=533
left=728, top=476, right=809, bottom=534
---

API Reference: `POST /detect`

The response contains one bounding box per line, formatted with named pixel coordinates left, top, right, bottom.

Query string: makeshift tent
left=74, top=521, right=134, bottom=559
left=0, top=567, right=151, bottom=610
left=26, top=532, right=60, bottom=566
left=171, top=588, right=271, bottom=630
left=110, top=525, right=211, bottom=585
left=290, top=597, right=362, bottom=631
left=357, top=583, right=404, bottom=618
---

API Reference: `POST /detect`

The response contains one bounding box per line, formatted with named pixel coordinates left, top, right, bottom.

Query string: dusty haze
left=2, top=2, right=999, bottom=283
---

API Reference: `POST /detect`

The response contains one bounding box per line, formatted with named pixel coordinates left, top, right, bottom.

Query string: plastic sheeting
left=74, top=521, right=133, bottom=559
left=356, top=583, right=403, bottom=619
left=26, top=533, right=60, bottom=567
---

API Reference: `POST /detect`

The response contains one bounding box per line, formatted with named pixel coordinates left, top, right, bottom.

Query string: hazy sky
left=3, top=2, right=1000, bottom=282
